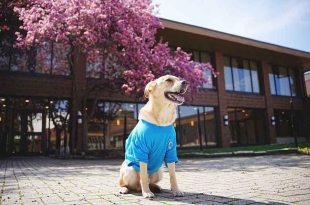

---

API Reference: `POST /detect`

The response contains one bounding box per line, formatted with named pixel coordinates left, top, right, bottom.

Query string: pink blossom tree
left=14, top=0, right=218, bottom=153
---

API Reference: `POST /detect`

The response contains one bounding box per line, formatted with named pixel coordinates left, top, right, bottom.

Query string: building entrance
left=11, top=110, right=45, bottom=155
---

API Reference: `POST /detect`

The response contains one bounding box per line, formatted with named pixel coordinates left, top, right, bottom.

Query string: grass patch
left=178, top=141, right=310, bottom=154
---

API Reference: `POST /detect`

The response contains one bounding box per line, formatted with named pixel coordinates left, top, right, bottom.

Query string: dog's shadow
left=127, top=189, right=289, bottom=205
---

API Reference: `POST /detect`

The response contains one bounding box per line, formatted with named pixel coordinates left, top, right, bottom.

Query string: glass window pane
left=35, top=43, right=52, bottom=74
left=96, top=102, right=139, bottom=150
left=224, top=56, right=233, bottom=91
left=274, top=109, right=292, bottom=137
left=13, top=113, right=21, bottom=133
left=193, top=51, right=200, bottom=62
left=231, top=58, right=251, bottom=92
left=204, top=107, right=217, bottom=146
left=227, top=108, right=237, bottom=144
left=201, top=52, right=211, bottom=63
left=0, top=38, right=11, bottom=70
left=250, top=61, right=260, bottom=93
left=276, top=67, right=291, bottom=96
left=304, top=71, right=310, bottom=97
left=27, top=135, right=42, bottom=153
left=241, top=60, right=252, bottom=92
left=201, top=53, right=212, bottom=89
left=232, top=58, right=241, bottom=91
left=197, top=107, right=206, bottom=146
left=179, top=106, right=199, bottom=147
left=268, top=65, right=276, bottom=95
left=52, top=43, right=70, bottom=76
left=289, top=68, right=296, bottom=96
left=28, top=113, right=42, bottom=132
left=169, top=46, right=176, bottom=56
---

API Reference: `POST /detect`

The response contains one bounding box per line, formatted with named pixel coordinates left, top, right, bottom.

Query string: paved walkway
left=0, top=154, right=309, bottom=205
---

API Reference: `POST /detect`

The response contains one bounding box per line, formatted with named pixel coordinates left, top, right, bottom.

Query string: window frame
left=269, top=64, right=297, bottom=97
left=224, top=56, right=261, bottom=94
left=302, top=70, right=310, bottom=98
left=170, top=46, right=215, bottom=91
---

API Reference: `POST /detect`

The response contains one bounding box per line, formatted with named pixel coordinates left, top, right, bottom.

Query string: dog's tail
left=149, top=183, right=162, bottom=193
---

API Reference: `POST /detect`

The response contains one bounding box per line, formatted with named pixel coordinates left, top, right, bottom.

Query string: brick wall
left=0, top=71, right=72, bottom=98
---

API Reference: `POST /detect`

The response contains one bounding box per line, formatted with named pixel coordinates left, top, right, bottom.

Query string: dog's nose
left=181, top=81, right=187, bottom=86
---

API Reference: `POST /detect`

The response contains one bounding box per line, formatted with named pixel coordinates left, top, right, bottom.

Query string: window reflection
left=179, top=106, right=199, bottom=147
left=224, top=56, right=260, bottom=93
left=27, top=135, right=42, bottom=153
left=88, top=102, right=140, bottom=150
left=47, top=100, right=70, bottom=155
left=228, top=107, right=266, bottom=145
left=178, top=105, right=217, bottom=148
left=172, top=48, right=213, bottom=89
left=28, top=113, right=42, bottom=132
left=274, top=109, right=303, bottom=138
left=304, top=71, right=310, bottom=97
left=224, top=56, right=233, bottom=91
left=4, top=42, right=70, bottom=76
left=200, top=52, right=213, bottom=89
left=87, top=102, right=217, bottom=150
left=268, top=65, right=296, bottom=96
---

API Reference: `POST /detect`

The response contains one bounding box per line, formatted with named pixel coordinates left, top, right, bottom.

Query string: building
left=1, top=19, right=310, bottom=156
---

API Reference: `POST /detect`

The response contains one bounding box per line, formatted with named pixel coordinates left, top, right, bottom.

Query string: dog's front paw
left=172, top=189, right=184, bottom=197
left=119, top=187, right=129, bottom=194
left=142, top=190, right=155, bottom=198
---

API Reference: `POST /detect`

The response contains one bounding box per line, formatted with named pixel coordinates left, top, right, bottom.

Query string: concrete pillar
left=260, top=60, right=276, bottom=144
left=71, top=48, right=87, bottom=154
left=214, top=51, right=231, bottom=148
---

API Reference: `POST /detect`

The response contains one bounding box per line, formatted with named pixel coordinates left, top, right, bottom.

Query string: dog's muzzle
left=164, top=80, right=188, bottom=104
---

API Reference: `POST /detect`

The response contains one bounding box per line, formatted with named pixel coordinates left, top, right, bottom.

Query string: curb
left=48, top=148, right=307, bottom=160
left=178, top=148, right=300, bottom=158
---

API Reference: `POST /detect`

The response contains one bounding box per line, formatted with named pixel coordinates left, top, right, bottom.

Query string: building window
left=227, top=107, right=266, bottom=145
left=193, top=51, right=213, bottom=89
left=304, top=71, right=310, bottom=97
left=177, top=105, right=217, bottom=148
left=224, top=56, right=260, bottom=93
left=274, top=109, right=304, bottom=140
left=88, top=102, right=140, bottom=150
left=171, top=47, right=214, bottom=89
left=1, top=42, right=70, bottom=76
left=268, top=65, right=296, bottom=96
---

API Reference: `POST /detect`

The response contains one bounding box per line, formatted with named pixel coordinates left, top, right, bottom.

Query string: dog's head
left=144, top=75, right=188, bottom=105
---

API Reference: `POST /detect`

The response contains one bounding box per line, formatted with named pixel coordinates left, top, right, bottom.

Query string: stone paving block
left=88, top=198, right=116, bottom=205
left=295, top=200, right=310, bottom=205
left=21, top=198, right=45, bottom=205
left=1, top=155, right=310, bottom=205
left=227, top=199, right=262, bottom=205
left=40, top=195, right=64, bottom=204
left=60, top=201, right=90, bottom=205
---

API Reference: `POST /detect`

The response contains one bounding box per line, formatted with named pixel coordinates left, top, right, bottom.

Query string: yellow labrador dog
left=119, top=75, right=187, bottom=198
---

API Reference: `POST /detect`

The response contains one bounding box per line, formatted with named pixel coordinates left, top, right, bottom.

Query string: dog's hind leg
left=149, top=166, right=163, bottom=193
left=119, top=161, right=141, bottom=194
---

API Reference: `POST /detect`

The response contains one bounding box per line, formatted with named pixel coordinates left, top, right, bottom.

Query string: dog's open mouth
left=164, top=91, right=186, bottom=104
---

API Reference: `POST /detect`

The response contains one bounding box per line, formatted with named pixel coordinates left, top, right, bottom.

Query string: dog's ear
left=144, top=81, right=157, bottom=98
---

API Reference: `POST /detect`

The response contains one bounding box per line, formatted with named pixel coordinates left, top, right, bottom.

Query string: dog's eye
left=165, top=79, right=173, bottom=82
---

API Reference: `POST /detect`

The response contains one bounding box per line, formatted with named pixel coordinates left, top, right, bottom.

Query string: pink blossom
left=14, top=0, right=219, bottom=99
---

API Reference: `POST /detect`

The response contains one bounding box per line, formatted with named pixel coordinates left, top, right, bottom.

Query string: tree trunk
left=82, top=107, right=88, bottom=154
left=70, top=98, right=77, bottom=155
left=56, top=128, right=61, bottom=155
left=105, top=122, right=111, bottom=149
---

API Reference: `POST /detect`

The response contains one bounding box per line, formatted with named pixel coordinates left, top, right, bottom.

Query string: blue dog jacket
left=125, top=119, right=178, bottom=174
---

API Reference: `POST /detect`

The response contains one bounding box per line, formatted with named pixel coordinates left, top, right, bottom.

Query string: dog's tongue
left=174, top=94, right=185, bottom=102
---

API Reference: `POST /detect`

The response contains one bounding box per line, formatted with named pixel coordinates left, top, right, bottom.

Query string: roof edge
left=159, top=18, right=310, bottom=59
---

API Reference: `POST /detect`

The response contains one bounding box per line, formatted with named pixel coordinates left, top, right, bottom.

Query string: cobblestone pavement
left=0, top=154, right=309, bottom=205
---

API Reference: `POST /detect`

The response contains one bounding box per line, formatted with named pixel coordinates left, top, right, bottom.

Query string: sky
left=152, top=0, right=310, bottom=53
